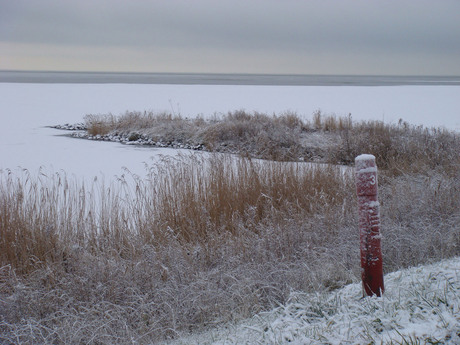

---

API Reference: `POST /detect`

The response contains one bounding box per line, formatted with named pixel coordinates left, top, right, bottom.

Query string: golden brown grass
left=85, top=114, right=115, bottom=136
left=0, top=154, right=355, bottom=275
left=84, top=110, right=308, bottom=161
left=1, top=112, right=460, bottom=343
left=83, top=110, right=460, bottom=177
left=1, top=156, right=360, bottom=343
left=329, top=119, right=460, bottom=177
left=138, top=155, right=351, bottom=245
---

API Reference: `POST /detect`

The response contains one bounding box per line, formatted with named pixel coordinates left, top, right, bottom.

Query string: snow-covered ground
left=1, top=83, right=459, bottom=343
left=1, top=83, right=459, bottom=182
left=170, top=257, right=460, bottom=344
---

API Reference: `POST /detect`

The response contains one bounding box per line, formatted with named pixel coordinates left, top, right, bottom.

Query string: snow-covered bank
left=171, top=257, right=460, bottom=344
left=1, top=83, right=459, bottom=182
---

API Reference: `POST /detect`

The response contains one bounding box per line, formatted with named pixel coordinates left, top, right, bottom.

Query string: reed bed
left=1, top=112, right=460, bottom=343
left=83, top=110, right=460, bottom=175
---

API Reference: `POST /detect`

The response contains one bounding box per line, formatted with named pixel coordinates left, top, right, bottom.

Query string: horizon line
left=2, top=69, right=460, bottom=78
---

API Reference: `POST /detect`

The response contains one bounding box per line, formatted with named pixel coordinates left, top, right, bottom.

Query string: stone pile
left=51, top=123, right=87, bottom=130
left=53, top=123, right=205, bottom=151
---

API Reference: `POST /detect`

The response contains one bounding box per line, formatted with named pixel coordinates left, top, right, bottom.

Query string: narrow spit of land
left=53, top=109, right=460, bottom=171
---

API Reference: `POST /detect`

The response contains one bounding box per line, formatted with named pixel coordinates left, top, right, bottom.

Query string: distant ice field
left=0, top=81, right=459, bottom=182
left=2, top=71, right=460, bottom=86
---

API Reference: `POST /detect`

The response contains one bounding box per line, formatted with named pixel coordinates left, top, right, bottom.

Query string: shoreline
left=3, top=71, right=460, bottom=86
left=51, top=123, right=206, bottom=151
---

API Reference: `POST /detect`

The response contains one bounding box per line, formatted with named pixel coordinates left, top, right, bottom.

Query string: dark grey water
left=1, top=70, right=460, bottom=86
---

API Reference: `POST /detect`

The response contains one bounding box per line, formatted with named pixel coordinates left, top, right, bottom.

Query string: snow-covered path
left=171, top=257, right=460, bottom=344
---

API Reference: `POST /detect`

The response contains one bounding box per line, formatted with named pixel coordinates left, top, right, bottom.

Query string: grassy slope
left=170, top=257, right=460, bottom=344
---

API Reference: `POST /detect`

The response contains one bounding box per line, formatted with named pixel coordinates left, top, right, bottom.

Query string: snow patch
left=170, top=257, right=460, bottom=344
left=355, top=154, right=376, bottom=161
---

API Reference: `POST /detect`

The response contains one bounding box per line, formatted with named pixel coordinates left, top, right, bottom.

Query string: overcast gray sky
left=1, top=0, right=460, bottom=75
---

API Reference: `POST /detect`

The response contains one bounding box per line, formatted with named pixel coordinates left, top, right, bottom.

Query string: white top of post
left=355, top=154, right=375, bottom=161
left=355, top=154, right=377, bottom=173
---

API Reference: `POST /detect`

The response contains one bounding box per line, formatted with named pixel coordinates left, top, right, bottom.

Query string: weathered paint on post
left=355, top=154, right=384, bottom=297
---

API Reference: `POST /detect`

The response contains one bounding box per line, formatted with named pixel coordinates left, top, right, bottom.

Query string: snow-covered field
left=170, top=257, right=460, bottom=344
left=1, top=82, right=459, bottom=343
left=1, top=83, right=459, bottom=182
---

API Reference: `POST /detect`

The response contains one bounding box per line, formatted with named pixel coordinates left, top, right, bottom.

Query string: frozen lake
left=1, top=82, right=459, bottom=182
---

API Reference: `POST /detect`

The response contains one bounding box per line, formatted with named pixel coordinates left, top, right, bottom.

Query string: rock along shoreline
left=50, top=123, right=206, bottom=151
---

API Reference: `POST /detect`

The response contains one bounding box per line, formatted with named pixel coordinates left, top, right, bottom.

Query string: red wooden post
left=355, top=154, right=384, bottom=297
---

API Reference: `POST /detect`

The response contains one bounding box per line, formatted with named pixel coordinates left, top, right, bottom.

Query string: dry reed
left=1, top=111, right=460, bottom=343
left=83, top=110, right=460, bottom=177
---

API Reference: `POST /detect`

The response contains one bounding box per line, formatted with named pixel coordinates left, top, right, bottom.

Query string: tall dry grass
left=0, top=156, right=359, bottom=343
left=84, top=110, right=309, bottom=160
left=2, top=112, right=460, bottom=343
left=1, top=152, right=459, bottom=343
left=83, top=110, right=460, bottom=176
left=328, top=119, right=460, bottom=176
left=304, top=110, right=460, bottom=177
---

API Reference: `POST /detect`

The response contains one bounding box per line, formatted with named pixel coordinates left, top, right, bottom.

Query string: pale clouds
left=1, top=0, right=460, bottom=74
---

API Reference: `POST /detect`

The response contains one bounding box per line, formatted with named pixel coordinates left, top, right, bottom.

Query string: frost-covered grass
left=170, top=257, right=460, bottom=344
left=0, top=155, right=358, bottom=343
left=1, top=115, right=459, bottom=343
left=82, top=110, right=311, bottom=161
left=83, top=110, right=460, bottom=176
